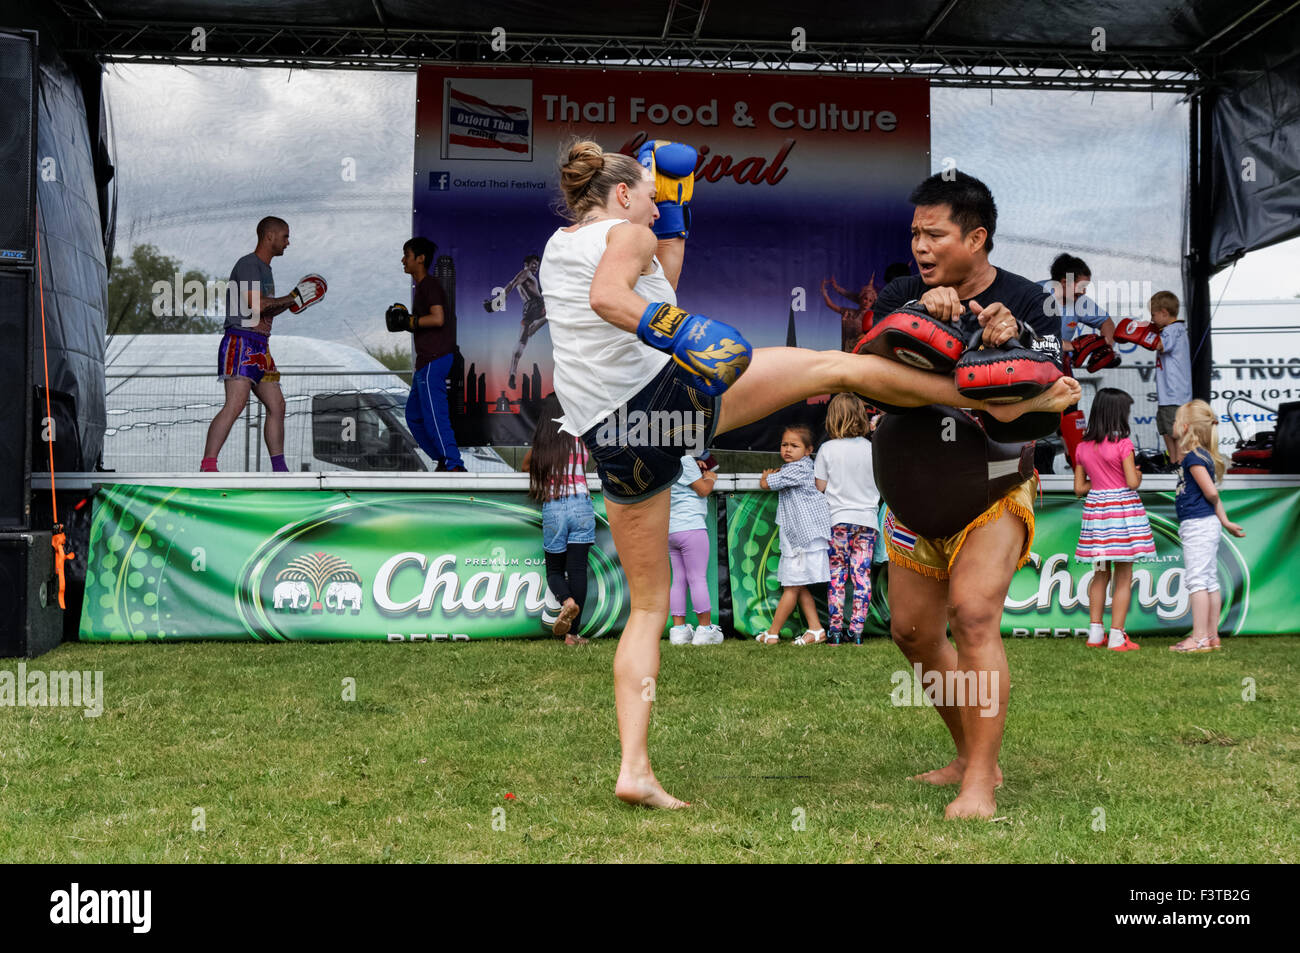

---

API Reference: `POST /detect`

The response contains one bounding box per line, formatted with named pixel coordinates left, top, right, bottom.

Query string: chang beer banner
left=727, top=487, right=1300, bottom=637
left=78, top=485, right=712, bottom=642
left=727, top=492, right=890, bottom=638
left=1007, top=487, right=1299, bottom=637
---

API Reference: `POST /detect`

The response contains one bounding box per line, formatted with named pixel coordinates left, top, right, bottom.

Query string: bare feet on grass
left=986, top=376, right=1081, bottom=422
left=910, top=757, right=1003, bottom=788
left=945, top=773, right=999, bottom=820
left=615, top=770, right=690, bottom=809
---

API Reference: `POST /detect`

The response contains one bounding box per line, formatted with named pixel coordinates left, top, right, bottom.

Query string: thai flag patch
left=884, top=511, right=916, bottom=552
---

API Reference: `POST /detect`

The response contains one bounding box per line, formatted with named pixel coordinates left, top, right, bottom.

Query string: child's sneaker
left=691, top=624, right=724, bottom=645
left=668, top=624, right=695, bottom=645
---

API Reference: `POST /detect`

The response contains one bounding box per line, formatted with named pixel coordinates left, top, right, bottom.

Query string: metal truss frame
left=56, top=13, right=1207, bottom=92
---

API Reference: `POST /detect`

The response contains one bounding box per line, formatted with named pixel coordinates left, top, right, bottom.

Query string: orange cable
left=34, top=206, right=73, bottom=609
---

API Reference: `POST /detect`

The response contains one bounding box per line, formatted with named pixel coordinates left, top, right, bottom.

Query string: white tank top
left=540, top=219, right=675, bottom=435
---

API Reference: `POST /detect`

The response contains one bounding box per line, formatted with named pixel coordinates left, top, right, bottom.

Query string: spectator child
left=1073, top=388, right=1156, bottom=651
left=1150, top=290, right=1191, bottom=464
left=667, top=454, right=723, bottom=645
left=1169, top=400, right=1246, bottom=653
left=523, top=394, right=594, bottom=645
left=814, top=394, right=879, bottom=644
left=755, top=426, right=832, bottom=645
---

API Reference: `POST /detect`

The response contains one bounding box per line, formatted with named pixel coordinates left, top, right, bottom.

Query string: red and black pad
left=1085, top=343, right=1121, bottom=372
left=1070, top=333, right=1108, bottom=367
left=954, top=327, right=1063, bottom=404
left=854, top=302, right=965, bottom=374
left=1231, top=447, right=1273, bottom=465
left=1113, top=318, right=1162, bottom=350
left=1227, top=466, right=1270, bottom=474
left=872, top=405, right=1035, bottom=540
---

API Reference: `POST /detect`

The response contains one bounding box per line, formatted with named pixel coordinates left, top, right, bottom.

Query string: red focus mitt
left=954, top=324, right=1064, bottom=404
left=1114, top=318, right=1161, bottom=350
left=288, top=274, right=328, bottom=313
left=853, top=301, right=965, bottom=374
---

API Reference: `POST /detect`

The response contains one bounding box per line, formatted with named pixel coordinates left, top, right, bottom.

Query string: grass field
left=1, top=636, right=1296, bottom=863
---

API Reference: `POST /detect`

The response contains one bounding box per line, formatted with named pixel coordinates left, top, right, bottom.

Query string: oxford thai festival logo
left=272, top=552, right=363, bottom=614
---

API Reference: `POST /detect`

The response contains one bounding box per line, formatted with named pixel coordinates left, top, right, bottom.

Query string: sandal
left=1170, top=634, right=1217, bottom=653
left=793, top=629, right=827, bottom=646
left=552, top=600, right=580, bottom=638
left=755, top=631, right=780, bottom=645
left=1108, top=633, right=1140, bottom=651
left=564, top=634, right=590, bottom=646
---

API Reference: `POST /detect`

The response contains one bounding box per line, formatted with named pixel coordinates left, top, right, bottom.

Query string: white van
left=102, top=334, right=512, bottom=473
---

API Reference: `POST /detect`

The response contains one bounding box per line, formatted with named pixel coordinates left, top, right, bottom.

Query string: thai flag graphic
left=447, top=86, right=530, bottom=154
left=884, top=511, right=917, bottom=552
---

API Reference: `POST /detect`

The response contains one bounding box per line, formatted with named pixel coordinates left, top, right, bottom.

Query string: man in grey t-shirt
left=201, top=216, right=298, bottom=471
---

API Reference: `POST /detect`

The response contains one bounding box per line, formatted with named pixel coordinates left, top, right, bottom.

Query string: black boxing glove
left=386, top=303, right=415, bottom=333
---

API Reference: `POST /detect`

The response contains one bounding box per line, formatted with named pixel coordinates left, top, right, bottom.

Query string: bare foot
left=909, top=758, right=1003, bottom=787
left=615, top=771, right=689, bottom=809
left=945, top=788, right=997, bottom=820
left=987, top=376, right=1081, bottom=421
left=945, top=773, right=999, bottom=819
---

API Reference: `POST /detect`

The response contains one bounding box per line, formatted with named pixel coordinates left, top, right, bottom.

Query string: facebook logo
left=429, top=171, right=451, bottom=191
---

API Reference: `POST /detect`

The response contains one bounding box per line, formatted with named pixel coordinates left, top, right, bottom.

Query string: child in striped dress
left=1073, top=388, right=1156, bottom=651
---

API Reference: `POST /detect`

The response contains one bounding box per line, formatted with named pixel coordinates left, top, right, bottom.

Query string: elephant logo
left=324, top=580, right=363, bottom=613
left=273, top=579, right=310, bottom=610
left=273, top=551, right=363, bottom=614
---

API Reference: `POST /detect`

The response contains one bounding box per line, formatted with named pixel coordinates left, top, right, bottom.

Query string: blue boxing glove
left=637, top=140, right=696, bottom=239
left=638, top=302, right=752, bottom=396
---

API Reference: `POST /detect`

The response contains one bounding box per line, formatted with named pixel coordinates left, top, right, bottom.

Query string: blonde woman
left=539, top=139, right=1080, bottom=809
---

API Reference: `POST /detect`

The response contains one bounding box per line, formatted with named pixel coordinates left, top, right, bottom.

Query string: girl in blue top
left=1170, top=400, right=1245, bottom=653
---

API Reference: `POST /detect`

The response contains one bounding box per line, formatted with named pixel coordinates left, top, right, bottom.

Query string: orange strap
left=35, top=205, right=72, bottom=609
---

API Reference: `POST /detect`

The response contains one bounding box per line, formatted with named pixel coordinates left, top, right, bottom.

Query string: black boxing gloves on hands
left=385, top=303, right=415, bottom=333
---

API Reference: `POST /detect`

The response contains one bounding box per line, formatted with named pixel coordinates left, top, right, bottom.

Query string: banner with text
left=727, top=487, right=1300, bottom=638
left=413, top=67, right=930, bottom=449
left=79, top=485, right=717, bottom=642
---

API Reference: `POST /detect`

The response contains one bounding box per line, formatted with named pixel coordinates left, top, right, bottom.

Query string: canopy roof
left=37, top=0, right=1300, bottom=92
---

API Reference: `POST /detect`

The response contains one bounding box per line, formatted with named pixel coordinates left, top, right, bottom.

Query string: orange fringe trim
left=947, top=494, right=1037, bottom=572
left=885, top=543, right=949, bottom=580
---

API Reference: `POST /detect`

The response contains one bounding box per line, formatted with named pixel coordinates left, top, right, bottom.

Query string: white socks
left=1087, top=623, right=1105, bottom=645
left=1108, top=627, right=1126, bottom=649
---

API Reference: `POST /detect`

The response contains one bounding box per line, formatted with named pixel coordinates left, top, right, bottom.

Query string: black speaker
left=0, top=269, right=32, bottom=528
left=0, top=530, right=63, bottom=659
left=0, top=31, right=37, bottom=265
left=1273, top=401, right=1300, bottom=474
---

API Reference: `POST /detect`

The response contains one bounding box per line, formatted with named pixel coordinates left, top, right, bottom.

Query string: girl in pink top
left=1073, top=388, right=1156, bottom=651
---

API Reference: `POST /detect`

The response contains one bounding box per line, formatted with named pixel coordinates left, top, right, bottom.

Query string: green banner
left=79, top=485, right=716, bottom=642
left=727, top=487, right=1300, bottom=637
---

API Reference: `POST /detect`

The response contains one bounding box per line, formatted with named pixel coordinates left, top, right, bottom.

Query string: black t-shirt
left=875, top=268, right=1061, bottom=349
left=412, top=275, right=454, bottom=370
